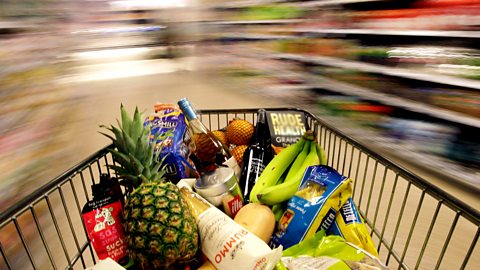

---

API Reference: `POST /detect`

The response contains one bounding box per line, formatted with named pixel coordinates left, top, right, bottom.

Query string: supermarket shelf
left=229, top=49, right=480, bottom=127
left=309, top=75, right=480, bottom=128
left=270, top=52, right=480, bottom=91
left=0, top=21, right=38, bottom=32
left=290, top=0, right=386, bottom=7
left=292, top=28, right=480, bottom=39
left=203, top=19, right=306, bottom=25
left=214, top=33, right=296, bottom=41
left=212, top=0, right=291, bottom=9
left=213, top=0, right=384, bottom=9
left=310, top=110, right=480, bottom=190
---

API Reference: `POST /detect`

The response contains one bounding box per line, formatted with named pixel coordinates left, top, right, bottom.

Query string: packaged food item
left=265, top=110, right=308, bottom=153
left=194, top=167, right=244, bottom=218
left=144, top=103, right=194, bottom=182
left=271, top=166, right=352, bottom=249
left=282, top=230, right=387, bottom=270
left=329, top=198, right=379, bottom=257
left=81, top=174, right=130, bottom=267
left=180, top=187, right=282, bottom=270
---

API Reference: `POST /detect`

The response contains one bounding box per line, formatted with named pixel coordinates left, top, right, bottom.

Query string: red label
left=227, top=195, right=243, bottom=218
left=82, top=201, right=128, bottom=262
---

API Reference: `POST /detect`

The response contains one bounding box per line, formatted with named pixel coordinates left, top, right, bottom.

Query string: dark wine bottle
left=239, top=109, right=274, bottom=203
left=177, top=98, right=241, bottom=176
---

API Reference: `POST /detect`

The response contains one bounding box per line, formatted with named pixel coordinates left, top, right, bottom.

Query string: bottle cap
left=91, top=182, right=108, bottom=198
left=177, top=98, right=197, bottom=120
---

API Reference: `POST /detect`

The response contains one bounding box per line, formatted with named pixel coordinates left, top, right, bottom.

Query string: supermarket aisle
left=65, top=58, right=281, bottom=164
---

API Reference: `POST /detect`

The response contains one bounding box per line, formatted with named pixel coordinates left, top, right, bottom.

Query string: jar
left=194, top=167, right=244, bottom=218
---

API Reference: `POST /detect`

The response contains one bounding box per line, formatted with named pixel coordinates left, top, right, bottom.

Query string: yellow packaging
left=329, top=198, right=379, bottom=257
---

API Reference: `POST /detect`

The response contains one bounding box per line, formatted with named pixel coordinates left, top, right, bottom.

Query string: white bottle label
left=223, top=156, right=241, bottom=179
left=197, top=206, right=282, bottom=270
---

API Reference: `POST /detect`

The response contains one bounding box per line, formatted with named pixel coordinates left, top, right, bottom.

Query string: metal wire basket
left=1, top=108, right=478, bottom=270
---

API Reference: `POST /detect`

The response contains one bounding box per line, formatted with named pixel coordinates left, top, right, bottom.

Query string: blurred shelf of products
left=196, top=0, right=480, bottom=193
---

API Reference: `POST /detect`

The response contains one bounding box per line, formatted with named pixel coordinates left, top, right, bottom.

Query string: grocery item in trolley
left=180, top=187, right=282, bottom=270
left=272, top=166, right=353, bottom=249
left=144, top=103, right=195, bottom=182
left=265, top=110, right=308, bottom=153
left=81, top=175, right=130, bottom=267
left=329, top=197, right=379, bottom=257
left=282, top=230, right=387, bottom=270
left=239, top=109, right=274, bottom=203
left=178, top=98, right=241, bottom=177
left=194, top=166, right=244, bottom=218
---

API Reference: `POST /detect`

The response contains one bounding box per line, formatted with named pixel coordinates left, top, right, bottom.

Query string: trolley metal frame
left=1, top=108, right=478, bottom=270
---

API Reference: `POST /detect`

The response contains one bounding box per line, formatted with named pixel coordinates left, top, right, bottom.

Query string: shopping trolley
left=1, top=108, right=478, bottom=270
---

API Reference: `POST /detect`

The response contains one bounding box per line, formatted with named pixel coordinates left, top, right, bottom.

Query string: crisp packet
left=329, top=198, right=379, bottom=257
left=282, top=230, right=388, bottom=270
left=145, top=104, right=195, bottom=182
left=271, top=166, right=352, bottom=249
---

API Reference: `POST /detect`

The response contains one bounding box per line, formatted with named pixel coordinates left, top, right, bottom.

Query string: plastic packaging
left=272, top=166, right=352, bottom=249
left=329, top=198, right=379, bottom=257
left=145, top=103, right=194, bottom=182
left=282, top=230, right=387, bottom=270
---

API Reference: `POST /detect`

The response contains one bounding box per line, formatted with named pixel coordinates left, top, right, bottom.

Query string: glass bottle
left=177, top=98, right=240, bottom=177
left=239, top=109, right=274, bottom=203
left=179, top=188, right=282, bottom=270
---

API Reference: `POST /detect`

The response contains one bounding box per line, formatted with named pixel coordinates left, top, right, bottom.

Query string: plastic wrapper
left=329, top=198, right=379, bottom=257
left=144, top=104, right=195, bottom=182
left=272, top=166, right=352, bottom=249
left=282, top=231, right=388, bottom=270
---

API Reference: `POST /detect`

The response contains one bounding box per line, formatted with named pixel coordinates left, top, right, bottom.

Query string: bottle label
left=197, top=207, right=282, bottom=270
left=223, top=156, right=241, bottom=179
left=226, top=194, right=243, bottom=217
left=249, top=157, right=266, bottom=175
left=82, top=201, right=129, bottom=264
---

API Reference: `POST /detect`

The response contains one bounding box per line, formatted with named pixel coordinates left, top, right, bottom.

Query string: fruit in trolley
left=231, top=144, right=248, bottom=166
left=226, top=119, right=254, bottom=145
left=101, top=105, right=199, bottom=269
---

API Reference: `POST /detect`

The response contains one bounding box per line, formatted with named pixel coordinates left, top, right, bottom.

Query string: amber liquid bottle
left=239, top=109, right=274, bottom=203
left=177, top=98, right=240, bottom=176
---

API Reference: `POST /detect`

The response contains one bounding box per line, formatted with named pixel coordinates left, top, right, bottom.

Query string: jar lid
left=194, top=167, right=237, bottom=197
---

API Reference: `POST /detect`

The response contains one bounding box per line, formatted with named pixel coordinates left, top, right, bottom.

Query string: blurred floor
left=64, top=56, right=281, bottom=165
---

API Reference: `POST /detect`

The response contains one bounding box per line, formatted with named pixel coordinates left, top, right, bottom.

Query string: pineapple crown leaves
left=99, top=104, right=169, bottom=188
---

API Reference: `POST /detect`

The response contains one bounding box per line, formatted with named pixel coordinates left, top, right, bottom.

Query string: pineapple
left=100, top=105, right=198, bottom=269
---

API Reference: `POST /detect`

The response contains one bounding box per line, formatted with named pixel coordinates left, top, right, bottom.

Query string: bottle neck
left=178, top=98, right=198, bottom=121
left=252, top=110, right=269, bottom=147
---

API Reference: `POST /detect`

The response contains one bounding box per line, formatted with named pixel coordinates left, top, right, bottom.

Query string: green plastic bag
left=281, top=231, right=387, bottom=270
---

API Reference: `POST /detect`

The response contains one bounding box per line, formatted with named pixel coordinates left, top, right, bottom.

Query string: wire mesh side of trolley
left=0, top=108, right=478, bottom=270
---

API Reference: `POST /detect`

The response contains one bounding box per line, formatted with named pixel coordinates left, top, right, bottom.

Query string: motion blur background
left=0, top=0, right=479, bottom=268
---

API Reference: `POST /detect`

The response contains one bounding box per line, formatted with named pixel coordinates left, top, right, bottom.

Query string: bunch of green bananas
left=249, top=131, right=327, bottom=206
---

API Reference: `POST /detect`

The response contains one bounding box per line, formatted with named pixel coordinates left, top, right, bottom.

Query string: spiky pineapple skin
left=123, top=182, right=198, bottom=269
